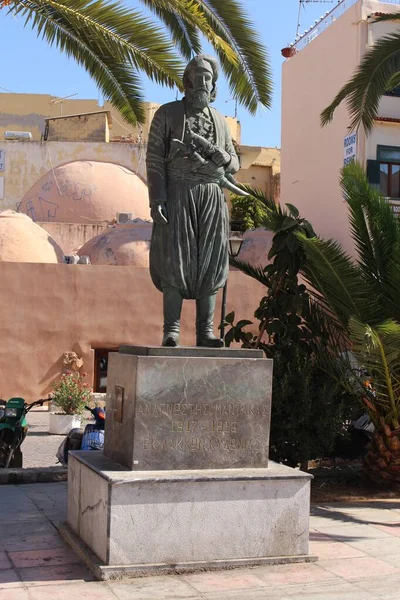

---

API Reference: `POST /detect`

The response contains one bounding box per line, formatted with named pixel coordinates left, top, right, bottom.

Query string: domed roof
left=17, top=161, right=150, bottom=224
left=236, top=228, right=273, bottom=266
left=78, top=222, right=152, bottom=266
left=0, top=210, right=64, bottom=263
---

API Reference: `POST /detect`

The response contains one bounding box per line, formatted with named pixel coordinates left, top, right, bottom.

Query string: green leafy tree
left=230, top=188, right=269, bottom=230
left=321, top=12, right=400, bottom=132
left=1, top=0, right=272, bottom=125
left=224, top=189, right=354, bottom=469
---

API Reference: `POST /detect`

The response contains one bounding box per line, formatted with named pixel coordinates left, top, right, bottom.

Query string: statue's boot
left=196, top=293, right=224, bottom=348
left=162, top=285, right=183, bottom=347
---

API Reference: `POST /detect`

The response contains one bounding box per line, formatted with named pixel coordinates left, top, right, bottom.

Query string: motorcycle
left=0, top=397, right=49, bottom=468
left=56, top=405, right=105, bottom=466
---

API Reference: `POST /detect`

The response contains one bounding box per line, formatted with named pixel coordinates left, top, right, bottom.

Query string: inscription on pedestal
left=104, top=352, right=272, bottom=471
left=137, top=401, right=268, bottom=458
left=132, top=358, right=271, bottom=470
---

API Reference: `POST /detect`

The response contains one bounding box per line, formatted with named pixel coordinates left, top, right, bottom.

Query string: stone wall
left=39, top=222, right=108, bottom=254
left=45, top=112, right=110, bottom=143
left=0, top=263, right=263, bottom=401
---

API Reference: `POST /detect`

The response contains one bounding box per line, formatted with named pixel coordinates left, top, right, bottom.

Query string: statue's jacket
left=146, top=100, right=239, bottom=299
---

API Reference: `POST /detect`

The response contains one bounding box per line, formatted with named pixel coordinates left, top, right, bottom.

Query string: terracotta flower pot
left=281, top=46, right=296, bottom=59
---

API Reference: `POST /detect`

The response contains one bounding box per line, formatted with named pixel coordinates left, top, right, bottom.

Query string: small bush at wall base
left=51, top=371, right=92, bottom=416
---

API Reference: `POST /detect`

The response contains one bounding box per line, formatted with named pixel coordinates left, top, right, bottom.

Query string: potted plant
left=49, top=371, right=91, bottom=435
left=281, top=46, right=297, bottom=59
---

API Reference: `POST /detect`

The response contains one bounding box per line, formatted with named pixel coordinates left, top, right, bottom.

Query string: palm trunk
left=364, top=425, right=400, bottom=484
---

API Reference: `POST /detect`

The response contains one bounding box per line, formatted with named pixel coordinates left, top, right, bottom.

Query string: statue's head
left=183, top=55, right=219, bottom=109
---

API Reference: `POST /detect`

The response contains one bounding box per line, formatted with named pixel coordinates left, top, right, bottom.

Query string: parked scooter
left=0, top=398, right=49, bottom=468
left=56, top=405, right=105, bottom=466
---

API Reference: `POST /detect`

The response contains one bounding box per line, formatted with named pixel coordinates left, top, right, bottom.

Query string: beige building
left=44, top=110, right=112, bottom=143
left=237, top=145, right=281, bottom=200
left=0, top=92, right=159, bottom=142
left=281, top=0, right=400, bottom=254
left=217, top=116, right=281, bottom=200
left=0, top=91, right=280, bottom=201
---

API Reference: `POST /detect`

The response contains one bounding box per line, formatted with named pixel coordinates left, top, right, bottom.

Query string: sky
left=0, top=1, right=331, bottom=147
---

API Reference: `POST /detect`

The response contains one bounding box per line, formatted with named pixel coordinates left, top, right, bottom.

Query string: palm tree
left=321, top=12, right=400, bottom=132
left=229, top=165, right=400, bottom=483
left=1, top=0, right=271, bottom=126
left=298, top=162, right=400, bottom=484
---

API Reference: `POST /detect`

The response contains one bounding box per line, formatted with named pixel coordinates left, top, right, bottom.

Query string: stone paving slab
left=22, top=410, right=91, bottom=469
left=1, top=482, right=400, bottom=598
left=22, top=411, right=63, bottom=468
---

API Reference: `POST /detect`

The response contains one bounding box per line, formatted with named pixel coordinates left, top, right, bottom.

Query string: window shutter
left=367, top=160, right=381, bottom=187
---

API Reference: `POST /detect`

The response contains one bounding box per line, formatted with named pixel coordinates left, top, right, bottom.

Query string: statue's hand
left=184, top=122, right=194, bottom=143
left=201, top=162, right=226, bottom=181
left=211, top=147, right=231, bottom=167
left=151, top=203, right=168, bottom=225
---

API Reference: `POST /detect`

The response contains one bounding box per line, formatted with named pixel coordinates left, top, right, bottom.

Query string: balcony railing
left=292, top=0, right=400, bottom=52
left=389, top=199, right=400, bottom=216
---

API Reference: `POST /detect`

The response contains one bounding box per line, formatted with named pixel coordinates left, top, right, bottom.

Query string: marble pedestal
left=62, top=451, right=315, bottom=580
left=62, top=347, right=315, bottom=579
left=104, top=347, right=272, bottom=470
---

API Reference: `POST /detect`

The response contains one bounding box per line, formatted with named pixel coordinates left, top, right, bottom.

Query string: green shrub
left=224, top=196, right=357, bottom=468
left=51, top=372, right=91, bottom=416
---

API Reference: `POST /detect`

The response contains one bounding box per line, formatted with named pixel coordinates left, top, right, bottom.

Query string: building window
left=378, top=163, right=400, bottom=198
left=377, top=146, right=400, bottom=199
left=385, top=85, right=400, bottom=98
left=94, top=348, right=117, bottom=393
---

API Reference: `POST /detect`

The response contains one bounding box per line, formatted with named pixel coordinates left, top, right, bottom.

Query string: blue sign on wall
left=344, top=133, right=357, bottom=166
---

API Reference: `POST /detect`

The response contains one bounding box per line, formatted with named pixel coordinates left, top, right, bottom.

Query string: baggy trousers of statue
left=146, top=100, right=239, bottom=345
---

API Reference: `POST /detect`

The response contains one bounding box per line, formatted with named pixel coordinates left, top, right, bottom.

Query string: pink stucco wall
left=0, top=263, right=264, bottom=402
left=281, top=1, right=367, bottom=254
left=39, top=222, right=108, bottom=254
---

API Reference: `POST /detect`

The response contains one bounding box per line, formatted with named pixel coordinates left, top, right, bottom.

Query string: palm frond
left=341, top=162, right=400, bottom=321
left=229, top=257, right=269, bottom=287
left=341, top=163, right=400, bottom=272
left=349, top=318, right=400, bottom=426
left=306, top=299, right=357, bottom=389
left=139, top=0, right=272, bottom=113
left=384, top=261, right=400, bottom=321
left=298, top=233, right=373, bottom=325
left=321, top=31, right=400, bottom=132
left=138, top=0, right=201, bottom=60
left=197, top=0, right=272, bottom=113
left=385, top=71, right=400, bottom=92
left=307, top=297, right=348, bottom=348
left=10, top=0, right=183, bottom=124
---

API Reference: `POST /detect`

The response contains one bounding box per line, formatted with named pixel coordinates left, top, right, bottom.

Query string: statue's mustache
left=188, top=88, right=210, bottom=95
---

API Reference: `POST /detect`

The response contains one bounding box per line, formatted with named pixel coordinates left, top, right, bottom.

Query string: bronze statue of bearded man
left=146, top=55, right=242, bottom=347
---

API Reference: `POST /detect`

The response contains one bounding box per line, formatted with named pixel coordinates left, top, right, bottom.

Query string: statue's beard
left=186, top=89, right=211, bottom=109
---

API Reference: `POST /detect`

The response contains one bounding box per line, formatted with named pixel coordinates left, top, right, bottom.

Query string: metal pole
left=220, top=279, right=228, bottom=345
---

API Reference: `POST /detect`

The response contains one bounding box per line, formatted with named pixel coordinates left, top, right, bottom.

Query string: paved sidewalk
left=22, top=411, right=61, bottom=468
left=23, top=410, right=90, bottom=469
left=1, top=483, right=400, bottom=599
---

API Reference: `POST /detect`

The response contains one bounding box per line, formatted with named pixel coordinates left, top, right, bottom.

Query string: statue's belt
left=166, top=170, right=249, bottom=197
left=167, top=172, right=223, bottom=185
